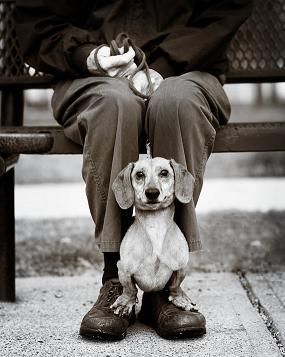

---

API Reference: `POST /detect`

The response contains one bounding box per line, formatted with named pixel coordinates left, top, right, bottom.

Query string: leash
left=93, top=33, right=154, bottom=100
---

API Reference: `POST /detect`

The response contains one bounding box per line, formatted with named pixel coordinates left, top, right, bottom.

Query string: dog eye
left=160, top=170, right=169, bottom=177
left=135, top=171, right=145, bottom=179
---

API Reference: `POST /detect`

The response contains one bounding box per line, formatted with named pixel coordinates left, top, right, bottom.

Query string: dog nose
left=145, top=188, right=160, bottom=201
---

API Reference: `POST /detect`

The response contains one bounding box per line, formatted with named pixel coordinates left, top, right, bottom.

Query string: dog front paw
left=111, top=294, right=136, bottom=317
left=168, top=291, right=198, bottom=312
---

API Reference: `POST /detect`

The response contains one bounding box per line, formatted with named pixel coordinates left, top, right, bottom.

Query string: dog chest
left=134, top=255, right=173, bottom=292
left=144, top=224, right=167, bottom=256
left=137, top=212, right=171, bottom=256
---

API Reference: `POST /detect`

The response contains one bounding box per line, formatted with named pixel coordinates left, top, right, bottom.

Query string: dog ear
left=112, top=163, right=135, bottom=209
left=170, top=159, right=195, bottom=204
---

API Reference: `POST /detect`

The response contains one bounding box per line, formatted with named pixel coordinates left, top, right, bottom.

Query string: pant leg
left=145, top=71, right=231, bottom=251
left=51, top=76, right=146, bottom=252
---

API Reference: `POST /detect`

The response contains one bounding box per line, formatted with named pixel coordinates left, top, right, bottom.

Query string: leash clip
left=146, top=140, right=152, bottom=159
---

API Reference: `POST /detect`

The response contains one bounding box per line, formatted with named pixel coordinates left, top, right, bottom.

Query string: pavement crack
left=237, top=271, right=285, bottom=356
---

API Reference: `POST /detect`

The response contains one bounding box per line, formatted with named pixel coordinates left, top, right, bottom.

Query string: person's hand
left=131, top=69, right=164, bottom=96
left=87, top=46, right=137, bottom=77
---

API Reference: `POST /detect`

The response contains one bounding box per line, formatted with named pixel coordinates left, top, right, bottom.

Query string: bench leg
left=0, top=168, right=15, bottom=302
left=0, top=89, right=23, bottom=302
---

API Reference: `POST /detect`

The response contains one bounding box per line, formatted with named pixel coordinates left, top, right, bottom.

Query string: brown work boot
left=79, top=279, right=135, bottom=340
left=138, top=290, right=206, bottom=339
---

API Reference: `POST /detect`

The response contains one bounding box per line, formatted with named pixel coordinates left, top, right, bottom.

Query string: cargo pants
left=51, top=71, right=231, bottom=252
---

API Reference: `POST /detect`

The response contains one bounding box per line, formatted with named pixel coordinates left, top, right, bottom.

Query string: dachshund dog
left=111, top=157, right=198, bottom=317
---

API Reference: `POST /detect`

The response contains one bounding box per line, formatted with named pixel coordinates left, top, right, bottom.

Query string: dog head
left=112, top=157, right=195, bottom=210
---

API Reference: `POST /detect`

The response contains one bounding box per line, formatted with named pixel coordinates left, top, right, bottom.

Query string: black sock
left=102, top=252, right=120, bottom=284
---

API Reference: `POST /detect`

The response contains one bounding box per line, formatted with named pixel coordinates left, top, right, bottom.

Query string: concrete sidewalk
left=3, top=178, right=284, bottom=356
left=1, top=271, right=284, bottom=357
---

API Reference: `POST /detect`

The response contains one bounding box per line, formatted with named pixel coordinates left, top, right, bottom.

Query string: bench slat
left=0, top=122, right=285, bottom=154
left=214, top=122, right=285, bottom=152
left=0, top=126, right=82, bottom=154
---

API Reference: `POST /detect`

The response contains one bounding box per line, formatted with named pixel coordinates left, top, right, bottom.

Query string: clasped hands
left=87, top=45, right=163, bottom=96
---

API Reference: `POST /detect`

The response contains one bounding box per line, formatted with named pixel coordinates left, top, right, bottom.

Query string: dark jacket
left=14, top=0, right=253, bottom=79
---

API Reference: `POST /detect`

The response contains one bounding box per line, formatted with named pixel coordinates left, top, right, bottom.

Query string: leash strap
left=93, top=32, right=154, bottom=100
left=93, top=44, right=109, bottom=74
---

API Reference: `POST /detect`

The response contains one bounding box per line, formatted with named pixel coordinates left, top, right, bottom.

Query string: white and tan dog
left=111, top=157, right=198, bottom=317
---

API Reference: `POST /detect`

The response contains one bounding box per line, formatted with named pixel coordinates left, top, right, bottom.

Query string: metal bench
left=1, top=0, right=285, bottom=301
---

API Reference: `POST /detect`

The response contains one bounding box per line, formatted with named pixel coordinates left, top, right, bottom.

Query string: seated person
left=15, top=0, right=253, bottom=341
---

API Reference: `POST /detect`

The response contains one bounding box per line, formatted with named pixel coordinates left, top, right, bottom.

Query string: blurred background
left=15, top=83, right=285, bottom=277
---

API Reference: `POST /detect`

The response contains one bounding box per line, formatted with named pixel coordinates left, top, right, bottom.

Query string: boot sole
left=157, top=326, right=206, bottom=340
left=79, top=327, right=126, bottom=341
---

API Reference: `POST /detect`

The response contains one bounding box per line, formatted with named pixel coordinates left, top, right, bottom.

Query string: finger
left=97, top=46, right=111, bottom=57
left=124, top=62, right=138, bottom=77
left=117, top=62, right=138, bottom=78
left=118, top=45, right=135, bottom=55
left=108, top=61, right=137, bottom=77
left=118, top=46, right=125, bottom=55
left=101, top=47, right=135, bottom=69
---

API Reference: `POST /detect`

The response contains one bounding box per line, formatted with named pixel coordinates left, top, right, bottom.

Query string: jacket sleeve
left=14, top=0, right=97, bottom=77
left=151, top=0, right=254, bottom=76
